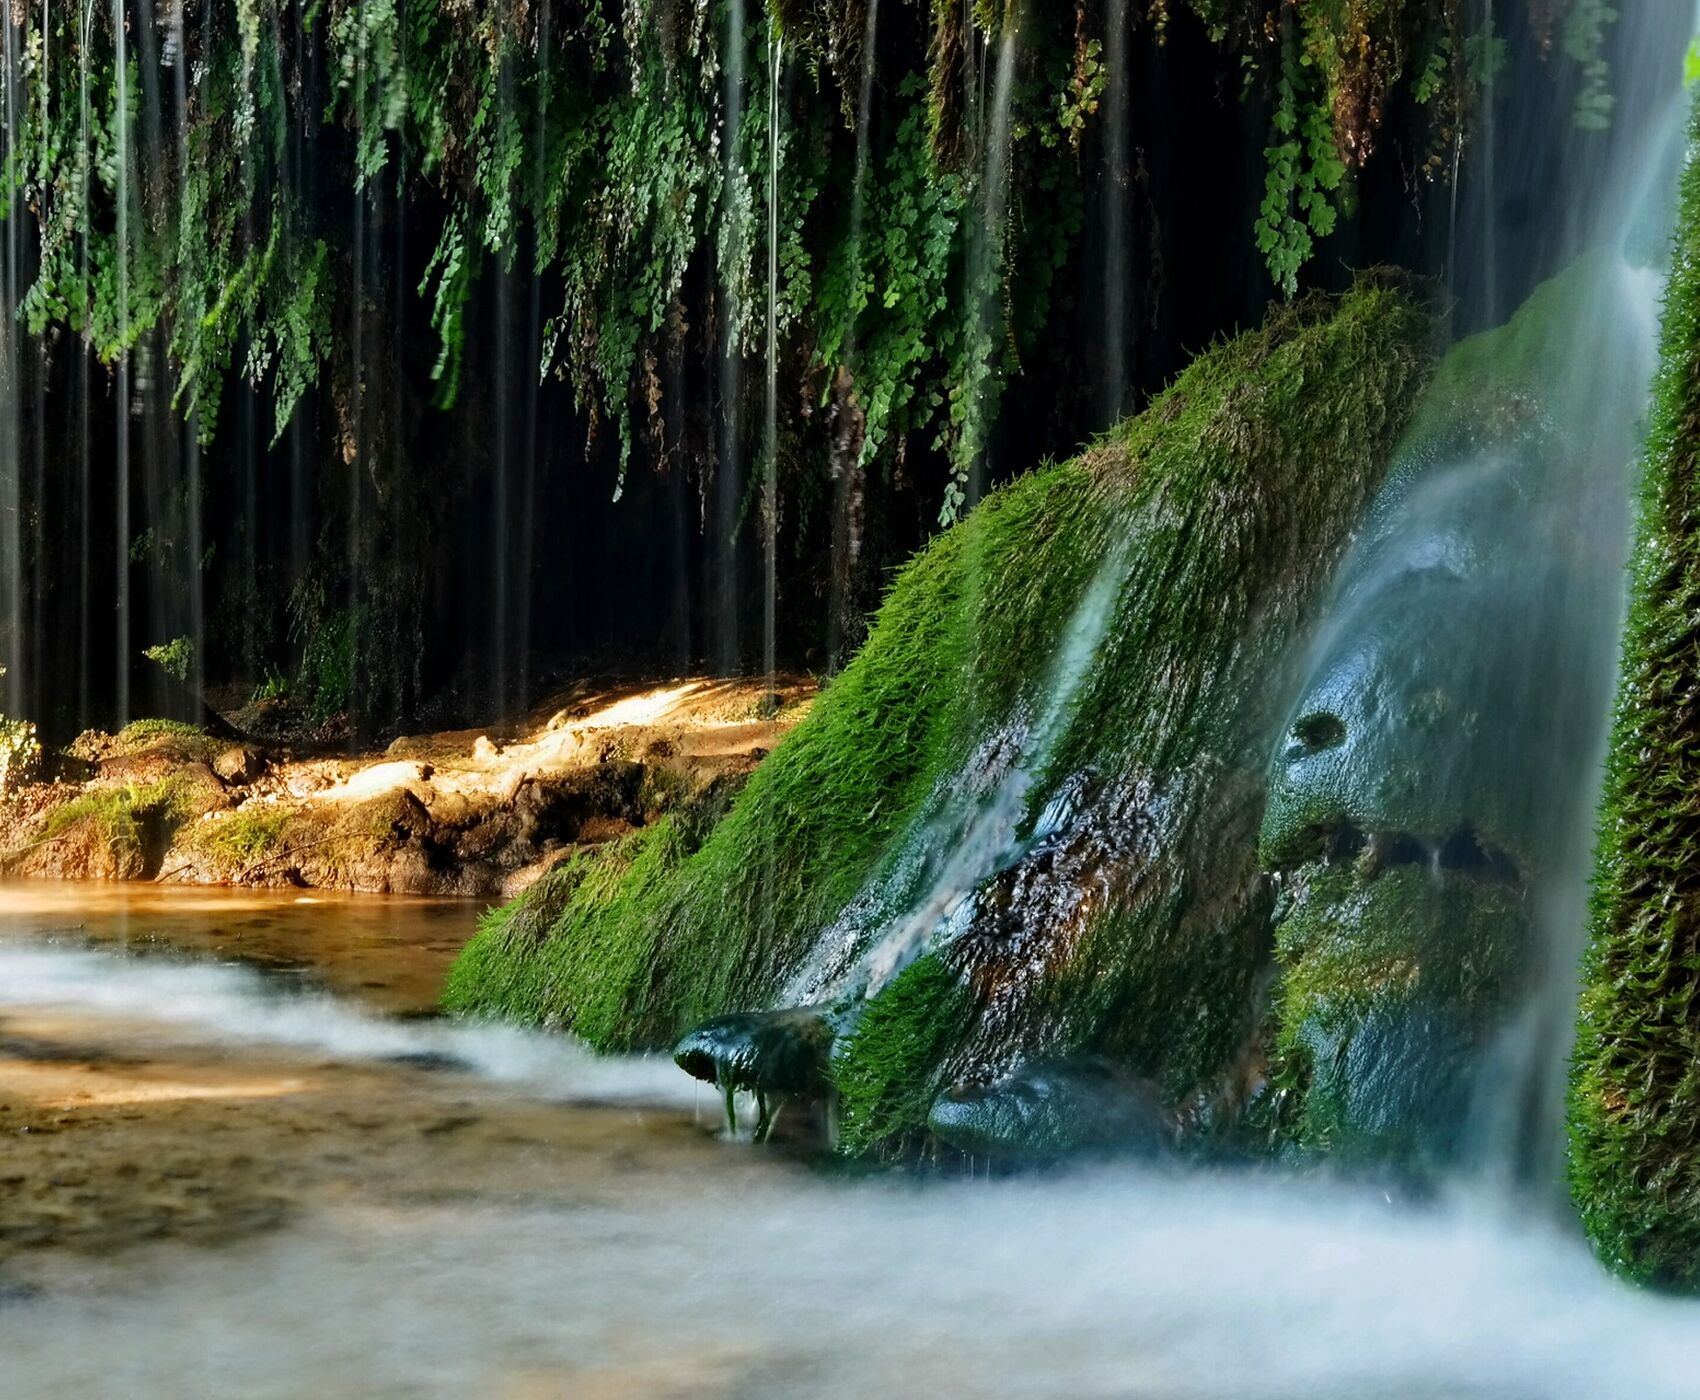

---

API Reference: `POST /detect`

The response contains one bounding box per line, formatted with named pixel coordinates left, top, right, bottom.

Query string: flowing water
left=1271, top=3, right=1695, bottom=1187
left=3, top=882, right=1700, bottom=1398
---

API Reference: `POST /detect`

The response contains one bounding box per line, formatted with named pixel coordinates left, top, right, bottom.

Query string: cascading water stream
left=757, top=21, right=786, bottom=957
left=824, top=0, right=880, bottom=674
left=1269, top=3, right=1700, bottom=1193
left=0, top=5, right=20, bottom=723
left=170, top=0, right=205, bottom=708
left=958, top=3, right=1019, bottom=519
left=111, top=0, right=132, bottom=727
left=1101, top=0, right=1129, bottom=427
left=763, top=21, right=781, bottom=692
left=713, top=0, right=747, bottom=675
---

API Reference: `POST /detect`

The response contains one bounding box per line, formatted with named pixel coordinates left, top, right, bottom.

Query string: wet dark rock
left=673, top=1006, right=838, bottom=1099
left=927, top=1060, right=1171, bottom=1163
left=1257, top=260, right=1643, bottom=1174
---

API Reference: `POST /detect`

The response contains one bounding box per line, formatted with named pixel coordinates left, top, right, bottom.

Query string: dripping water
left=761, top=18, right=784, bottom=953
left=1101, top=0, right=1129, bottom=427
left=111, top=0, right=132, bottom=728
left=520, top=0, right=550, bottom=712
left=713, top=0, right=746, bottom=675
left=825, top=0, right=880, bottom=675
left=1278, top=2, right=1699, bottom=1194
left=967, top=3, right=1019, bottom=514
left=763, top=21, right=781, bottom=691
left=171, top=0, right=205, bottom=708
left=494, top=47, right=515, bottom=719
left=0, top=4, right=19, bottom=722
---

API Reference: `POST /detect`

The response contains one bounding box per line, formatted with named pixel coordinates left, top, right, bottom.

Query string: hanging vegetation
left=0, top=1, right=1615, bottom=505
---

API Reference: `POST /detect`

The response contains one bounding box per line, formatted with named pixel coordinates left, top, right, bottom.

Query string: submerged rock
left=927, top=1061, right=1170, bottom=1163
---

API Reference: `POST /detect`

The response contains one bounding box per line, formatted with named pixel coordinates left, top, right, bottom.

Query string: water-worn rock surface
left=1260, top=246, right=1663, bottom=1174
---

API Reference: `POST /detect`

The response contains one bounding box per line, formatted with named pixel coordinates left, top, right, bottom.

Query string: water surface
left=0, top=882, right=1694, bottom=1399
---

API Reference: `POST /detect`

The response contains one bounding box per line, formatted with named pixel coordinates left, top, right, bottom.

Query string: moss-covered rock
left=1265, top=864, right=1527, bottom=1169
left=448, top=276, right=1434, bottom=1153
left=1261, top=249, right=1664, bottom=1171
left=1570, top=96, right=1700, bottom=1292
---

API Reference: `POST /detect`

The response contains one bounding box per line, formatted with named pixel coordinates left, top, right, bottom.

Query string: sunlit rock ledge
left=0, top=677, right=814, bottom=898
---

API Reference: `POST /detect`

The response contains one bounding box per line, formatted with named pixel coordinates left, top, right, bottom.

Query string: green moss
left=451, top=277, right=1432, bottom=1150
left=38, top=777, right=205, bottom=874
left=1570, top=92, right=1700, bottom=1291
left=182, top=806, right=294, bottom=873
left=1269, top=863, right=1526, bottom=1166
left=112, top=719, right=211, bottom=757
left=833, top=955, right=979, bottom=1158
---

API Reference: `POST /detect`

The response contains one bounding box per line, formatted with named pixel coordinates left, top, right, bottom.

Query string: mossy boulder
left=1261, top=250, right=1663, bottom=1169
left=1570, top=96, right=1700, bottom=1291
left=673, top=1006, right=838, bottom=1101
left=447, top=277, right=1435, bottom=1154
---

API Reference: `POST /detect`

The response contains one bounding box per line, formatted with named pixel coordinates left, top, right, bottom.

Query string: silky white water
left=3, top=889, right=1699, bottom=1398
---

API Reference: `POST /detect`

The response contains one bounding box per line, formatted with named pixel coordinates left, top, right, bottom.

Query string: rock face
left=450, top=279, right=1435, bottom=1158
left=927, top=1061, right=1170, bottom=1163
left=0, top=681, right=808, bottom=896
left=1261, top=252, right=1662, bottom=1172
left=1571, top=97, right=1700, bottom=1291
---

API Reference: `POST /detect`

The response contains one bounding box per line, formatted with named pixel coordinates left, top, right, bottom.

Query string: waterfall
left=112, top=0, right=132, bottom=726
left=713, top=0, right=747, bottom=675
left=0, top=7, right=19, bottom=723
left=1101, top=0, right=1129, bottom=426
left=762, top=20, right=782, bottom=688
left=171, top=0, right=205, bottom=709
left=965, top=4, right=1019, bottom=517
left=825, top=0, right=880, bottom=675
left=1268, top=2, right=1699, bottom=1190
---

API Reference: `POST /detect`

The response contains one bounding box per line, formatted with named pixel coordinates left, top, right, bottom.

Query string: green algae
left=1569, top=94, right=1700, bottom=1292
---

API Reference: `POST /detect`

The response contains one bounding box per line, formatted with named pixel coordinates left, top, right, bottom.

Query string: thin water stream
left=1, top=882, right=1698, bottom=1397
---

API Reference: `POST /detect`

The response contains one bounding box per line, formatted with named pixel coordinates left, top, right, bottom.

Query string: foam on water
left=2, top=1166, right=1697, bottom=1398
left=0, top=941, right=693, bottom=1107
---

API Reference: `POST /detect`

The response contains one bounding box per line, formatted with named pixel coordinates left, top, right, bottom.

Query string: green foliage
left=143, top=636, right=196, bottom=684
left=293, top=603, right=356, bottom=726
left=1563, top=0, right=1618, bottom=131
left=250, top=668, right=291, bottom=704
left=113, top=717, right=207, bottom=752
left=184, top=805, right=294, bottom=872
left=1256, top=28, right=1347, bottom=299
left=1570, top=88, right=1700, bottom=1292
left=2, top=0, right=1601, bottom=524
left=0, top=667, right=37, bottom=799
left=0, top=714, right=41, bottom=799
left=38, top=775, right=203, bottom=870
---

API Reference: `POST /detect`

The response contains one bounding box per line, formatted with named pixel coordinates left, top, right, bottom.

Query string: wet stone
left=672, top=1007, right=838, bottom=1100
left=927, top=1060, right=1172, bottom=1164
